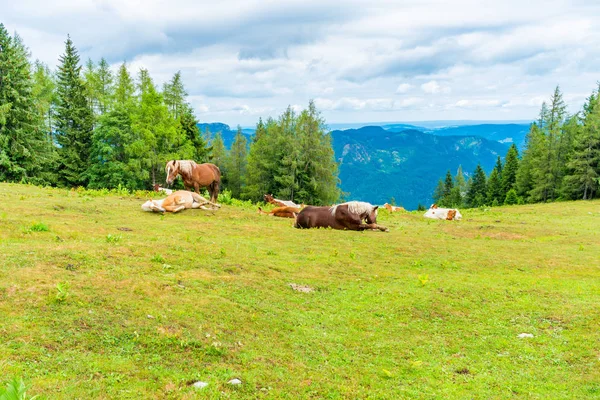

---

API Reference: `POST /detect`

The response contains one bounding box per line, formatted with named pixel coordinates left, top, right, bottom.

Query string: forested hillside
left=331, top=127, right=508, bottom=208
left=432, top=86, right=600, bottom=208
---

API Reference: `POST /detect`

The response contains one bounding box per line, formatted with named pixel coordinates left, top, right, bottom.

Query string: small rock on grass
left=228, top=378, right=242, bottom=385
left=192, top=381, right=208, bottom=389
left=289, top=283, right=314, bottom=293
left=517, top=333, right=534, bottom=338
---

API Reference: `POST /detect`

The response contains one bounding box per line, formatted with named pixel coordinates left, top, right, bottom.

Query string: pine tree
left=226, top=126, right=248, bottom=198
left=501, top=144, right=519, bottom=198
left=466, top=164, right=487, bottom=207
left=442, top=170, right=453, bottom=203
left=114, top=62, right=134, bottom=106
left=128, top=69, right=182, bottom=187
left=243, top=101, right=339, bottom=204
left=163, top=71, right=187, bottom=119
left=504, top=189, right=519, bottom=205
left=517, top=123, right=544, bottom=201
left=95, top=58, right=114, bottom=114
left=562, top=89, right=600, bottom=199
left=432, top=179, right=445, bottom=205
left=0, top=26, right=54, bottom=184
left=210, top=132, right=228, bottom=188
left=531, top=86, right=567, bottom=202
left=54, top=35, right=94, bottom=187
left=178, top=104, right=209, bottom=162
left=487, top=156, right=503, bottom=204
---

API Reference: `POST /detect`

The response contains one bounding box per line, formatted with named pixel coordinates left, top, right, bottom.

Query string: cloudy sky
left=4, top=0, right=600, bottom=126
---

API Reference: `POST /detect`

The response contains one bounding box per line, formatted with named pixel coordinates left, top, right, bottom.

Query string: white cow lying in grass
left=142, top=190, right=220, bottom=213
left=423, top=204, right=462, bottom=221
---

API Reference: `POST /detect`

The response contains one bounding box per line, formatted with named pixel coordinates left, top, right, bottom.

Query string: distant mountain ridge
left=198, top=121, right=525, bottom=209
left=330, top=126, right=509, bottom=209
left=197, top=123, right=253, bottom=148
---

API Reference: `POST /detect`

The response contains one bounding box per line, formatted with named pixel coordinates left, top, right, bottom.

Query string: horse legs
left=162, top=205, right=186, bottom=213
left=209, top=181, right=219, bottom=203
left=194, top=182, right=200, bottom=194
left=357, top=223, right=389, bottom=232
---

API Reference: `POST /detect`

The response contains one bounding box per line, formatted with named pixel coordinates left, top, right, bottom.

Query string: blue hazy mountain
left=199, top=121, right=524, bottom=209
left=197, top=123, right=253, bottom=148
left=330, top=126, right=510, bottom=209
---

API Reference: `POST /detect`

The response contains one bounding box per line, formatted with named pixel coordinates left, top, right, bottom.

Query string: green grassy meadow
left=0, top=183, right=599, bottom=399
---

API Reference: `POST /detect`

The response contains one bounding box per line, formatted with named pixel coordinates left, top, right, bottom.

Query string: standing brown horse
left=165, top=160, right=221, bottom=203
left=294, top=201, right=388, bottom=231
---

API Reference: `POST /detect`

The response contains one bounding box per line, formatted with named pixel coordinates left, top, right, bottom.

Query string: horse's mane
left=330, top=201, right=375, bottom=216
left=176, top=160, right=197, bottom=178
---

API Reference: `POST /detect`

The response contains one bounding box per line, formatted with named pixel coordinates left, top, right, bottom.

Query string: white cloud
left=395, top=83, right=412, bottom=93
left=421, top=81, right=451, bottom=95
left=2, top=0, right=598, bottom=124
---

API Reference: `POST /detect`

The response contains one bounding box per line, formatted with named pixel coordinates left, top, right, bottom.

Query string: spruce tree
left=562, top=90, right=600, bottom=199
left=129, top=69, right=182, bottom=187
left=114, top=62, right=134, bottom=106
left=0, top=26, right=53, bottom=184
left=443, top=170, right=453, bottom=202
left=163, top=71, right=187, bottom=119
left=501, top=144, right=519, bottom=197
left=179, top=104, right=209, bottom=162
left=210, top=132, right=228, bottom=188
left=517, top=123, right=544, bottom=202
left=487, top=156, right=503, bottom=204
left=54, top=35, right=94, bottom=187
left=504, top=189, right=519, bottom=205
left=466, top=164, right=487, bottom=207
left=95, top=58, right=114, bottom=114
left=226, top=126, right=248, bottom=198
left=432, top=179, right=445, bottom=205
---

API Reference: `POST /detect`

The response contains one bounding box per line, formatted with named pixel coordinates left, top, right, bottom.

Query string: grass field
left=0, top=182, right=599, bottom=399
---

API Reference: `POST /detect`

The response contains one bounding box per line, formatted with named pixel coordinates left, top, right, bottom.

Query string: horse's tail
left=292, top=212, right=299, bottom=228
left=257, top=207, right=269, bottom=215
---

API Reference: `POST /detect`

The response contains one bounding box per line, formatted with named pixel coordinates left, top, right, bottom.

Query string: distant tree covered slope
left=331, top=126, right=509, bottom=209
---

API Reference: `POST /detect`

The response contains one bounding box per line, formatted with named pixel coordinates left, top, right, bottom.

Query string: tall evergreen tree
left=0, top=26, right=53, bottom=184
left=128, top=69, right=183, bottom=187
left=501, top=144, right=519, bottom=199
left=95, top=58, right=114, bottom=114
left=517, top=123, right=543, bottom=201
left=487, top=156, right=503, bottom=205
left=432, top=179, right=445, bottom=205
left=178, top=104, right=209, bottom=162
left=226, top=126, right=248, bottom=198
left=443, top=170, right=453, bottom=201
left=562, top=89, right=600, bottom=199
left=243, top=101, right=339, bottom=204
left=114, top=62, right=134, bottom=106
left=466, top=164, right=487, bottom=207
left=210, top=132, right=228, bottom=188
left=54, top=35, right=94, bottom=187
left=163, top=71, right=187, bottom=119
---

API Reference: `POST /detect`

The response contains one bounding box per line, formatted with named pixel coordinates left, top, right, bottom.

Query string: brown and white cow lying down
left=141, top=190, right=220, bottom=213
left=384, top=203, right=405, bottom=212
left=423, top=204, right=462, bottom=221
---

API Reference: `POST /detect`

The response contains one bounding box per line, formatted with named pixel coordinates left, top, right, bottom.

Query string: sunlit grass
left=0, top=182, right=599, bottom=398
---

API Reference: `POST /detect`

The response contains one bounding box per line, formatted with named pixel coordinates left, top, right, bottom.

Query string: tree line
left=0, top=26, right=340, bottom=205
left=432, top=85, right=600, bottom=208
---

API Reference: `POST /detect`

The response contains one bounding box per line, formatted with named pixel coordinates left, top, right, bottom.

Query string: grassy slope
left=0, top=183, right=599, bottom=399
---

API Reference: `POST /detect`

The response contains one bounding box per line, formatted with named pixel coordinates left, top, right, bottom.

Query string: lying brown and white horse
left=141, top=191, right=220, bottom=213
left=384, top=203, right=405, bottom=212
left=165, top=160, right=221, bottom=203
left=264, top=194, right=300, bottom=208
left=258, top=206, right=302, bottom=218
left=423, top=204, right=462, bottom=220
left=294, top=201, right=388, bottom=231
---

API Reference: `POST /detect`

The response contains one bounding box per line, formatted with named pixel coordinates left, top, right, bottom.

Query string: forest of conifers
left=0, top=26, right=340, bottom=205
left=432, top=86, right=600, bottom=208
